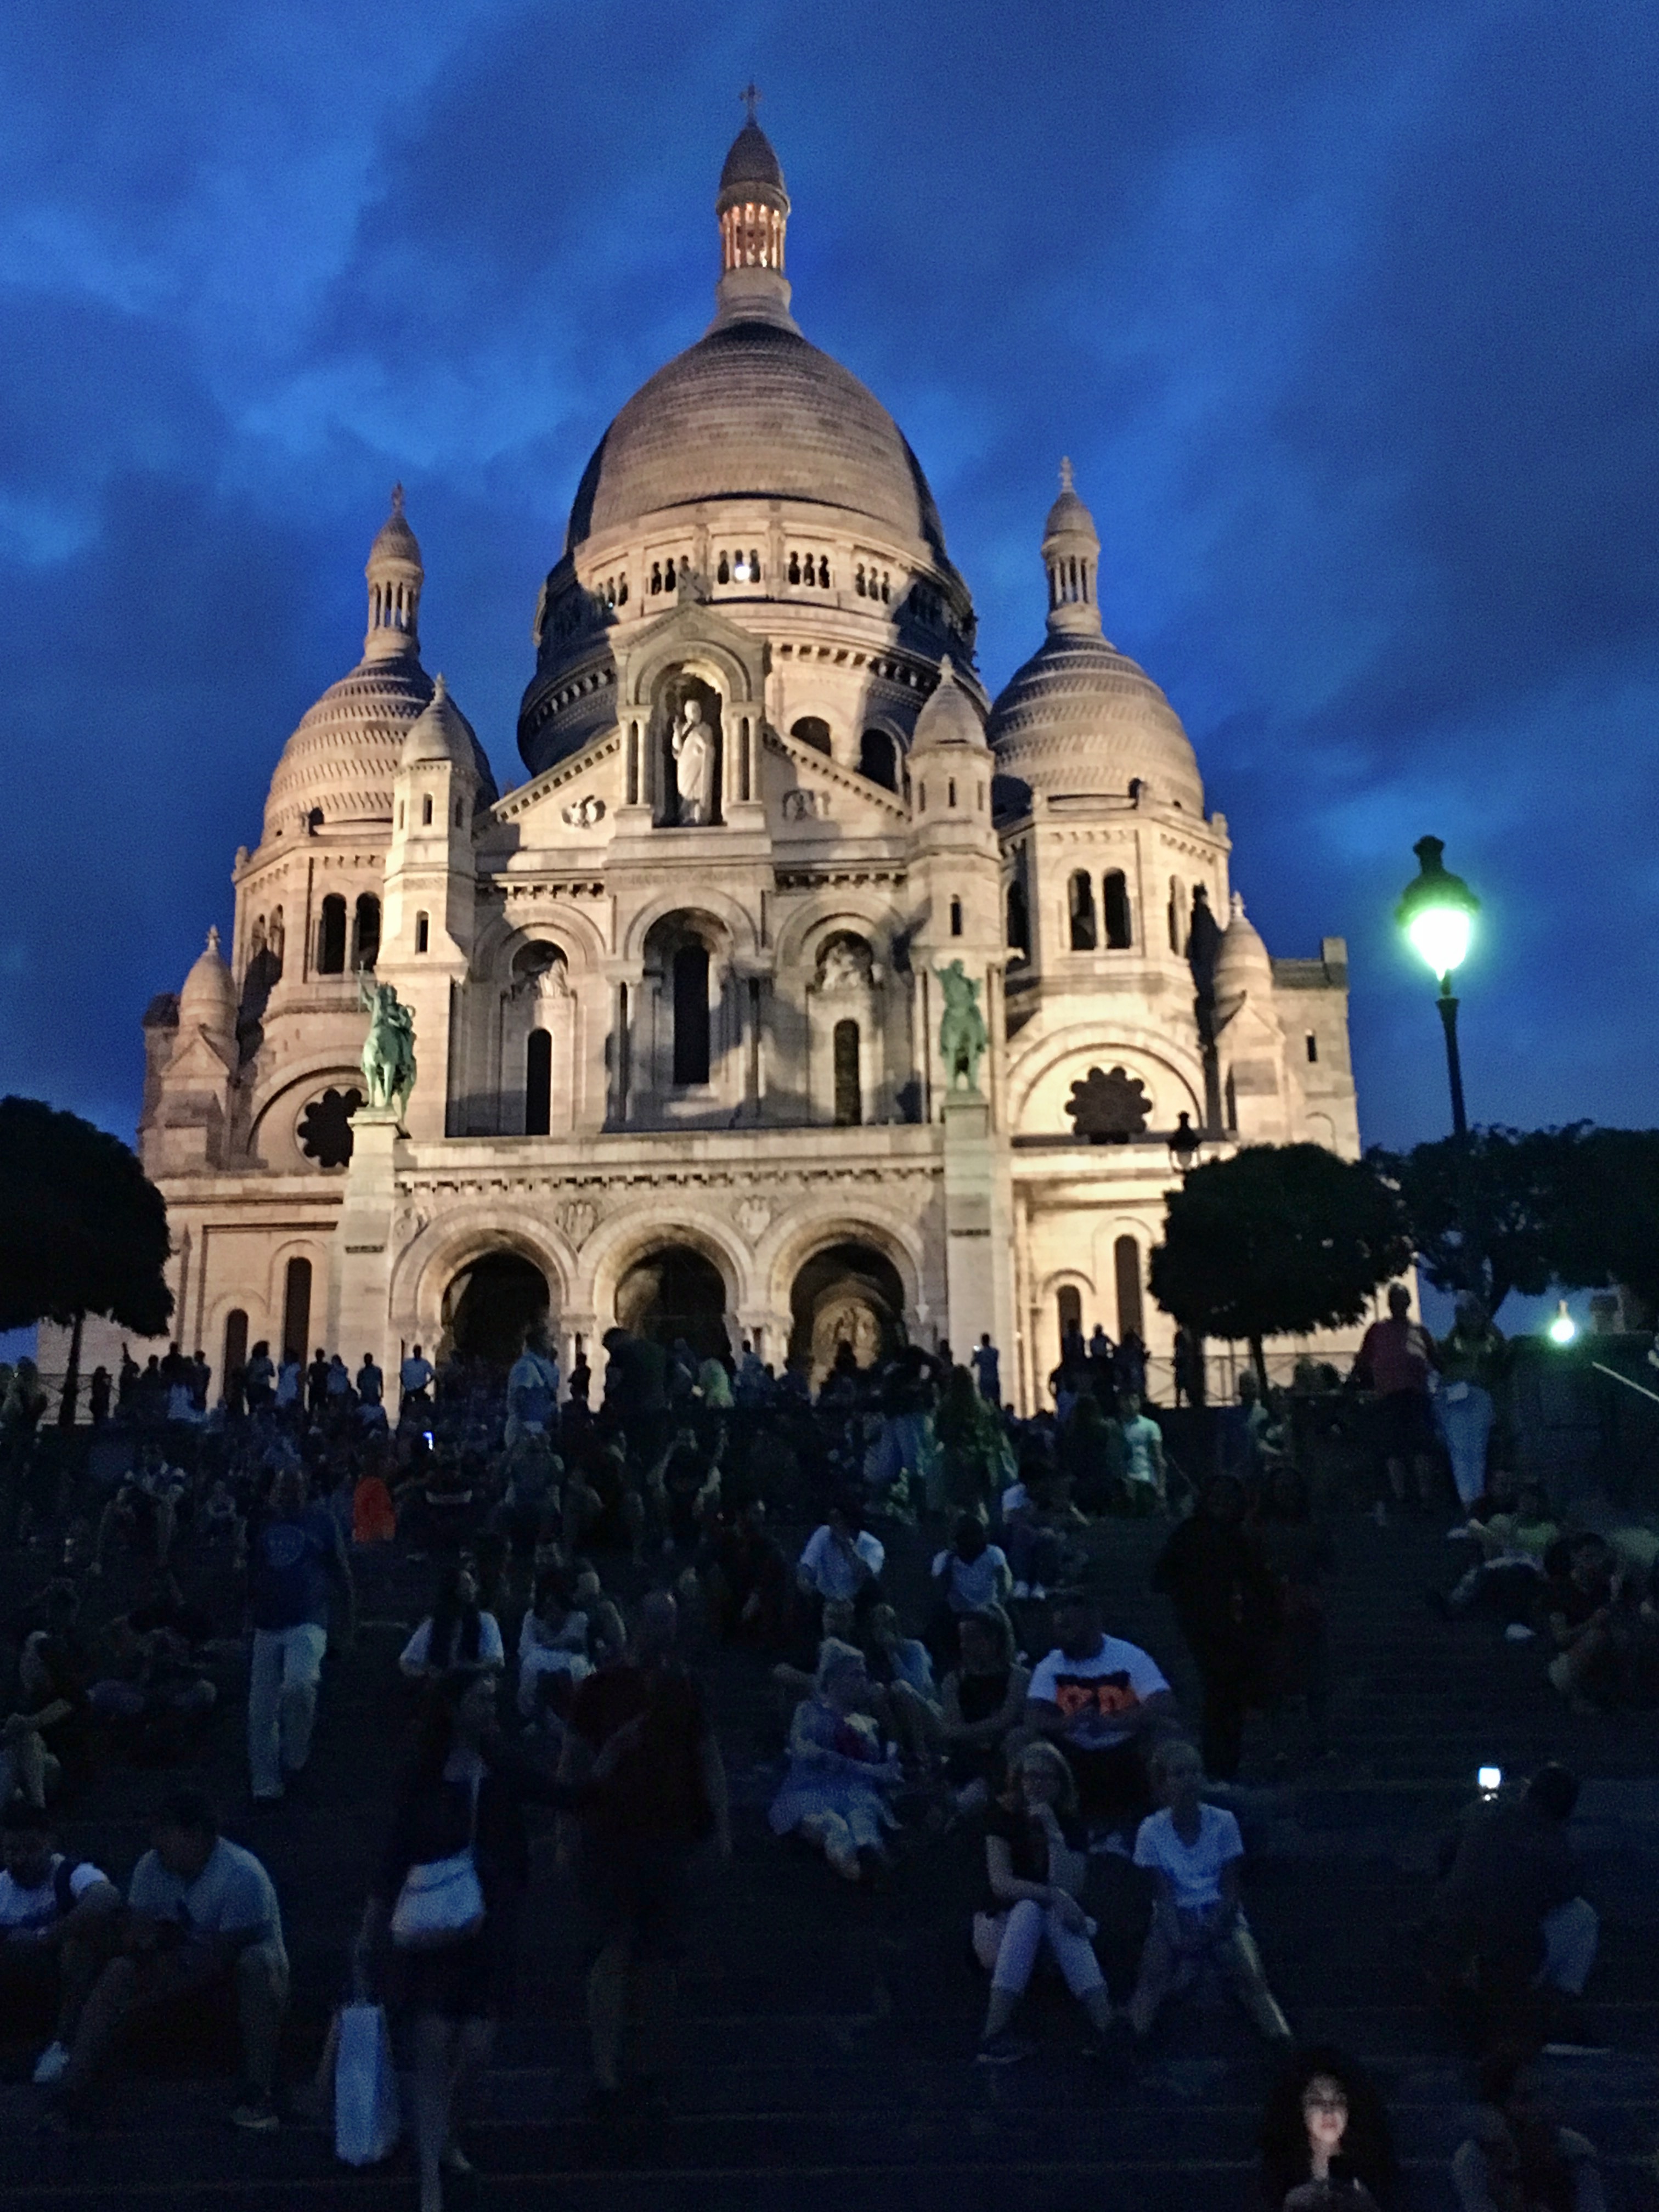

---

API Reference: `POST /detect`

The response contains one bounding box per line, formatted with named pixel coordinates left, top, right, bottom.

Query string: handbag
left=390, top=1771, right=485, bottom=1950
left=334, top=2001, right=400, bottom=2165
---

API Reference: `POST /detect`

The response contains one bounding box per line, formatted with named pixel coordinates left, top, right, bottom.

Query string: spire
left=364, top=485, right=424, bottom=662
left=1041, top=458, right=1102, bottom=638
left=712, top=92, right=797, bottom=332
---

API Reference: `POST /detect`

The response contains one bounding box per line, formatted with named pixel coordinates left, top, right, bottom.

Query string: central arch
left=615, top=1244, right=731, bottom=1358
left=443, top=1251, right=551, bottom=1368
left=788, top=1241, right=907, bottom=1384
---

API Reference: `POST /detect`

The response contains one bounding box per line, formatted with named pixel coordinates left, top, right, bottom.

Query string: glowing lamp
left=1397, top=836, right=1479, bottom=982
left=1477, top=1766, right=1502, bottom=1796
left=732, top=557, right=752, bottom=582
left=1548, top=1301, right=1577, bottom=1347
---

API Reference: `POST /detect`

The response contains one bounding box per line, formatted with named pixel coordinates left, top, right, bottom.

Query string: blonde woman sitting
left=768, top=1640, right=902, bottom=1882
left=974, top=1739, right=1116, bottom=2062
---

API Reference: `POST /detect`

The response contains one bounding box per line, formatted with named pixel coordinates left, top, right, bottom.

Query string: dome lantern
left=1042, top=459, right=1102, bottom=639
left=364, top=484, right=424, bottom=663
left=713, top=90, right=796, bottom=332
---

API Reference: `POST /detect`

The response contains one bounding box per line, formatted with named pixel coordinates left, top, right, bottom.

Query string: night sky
left=3, top=0, right=1656, bottom=1155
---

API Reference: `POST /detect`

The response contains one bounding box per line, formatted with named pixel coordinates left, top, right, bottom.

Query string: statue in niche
left=819, top=936, right=872, bottom=994
left=672, top=697, right=716, bottom=825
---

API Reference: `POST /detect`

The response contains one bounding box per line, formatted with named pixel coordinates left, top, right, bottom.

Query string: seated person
left=561, top=1433, right=645, bottom=1562
left=46, top=1788, right=289, bottom=2133
left=1452, top=2050, right=1606, bottom=2212
left=1544, top=1534, right=1659, bottom=1710
left=768, top=1640, right=902, bottom=1883
left=973, top=1738, right=1115, bottom=2063
left=861, top=1604, right=941, bottom=1776
left=1434, top=1482, right=1559, bottom=1632
left=516, top=1568, right=592, bottom=1722
left=5, top=1589, right=93, bottom=1808
left=939, top=1607, right=1031, bottom=1810
left=648, top=1426, right=723, bottom=1559
left=351, top=1460, right=398, bottom=1546
left=1003, top=1468, right=1088, bottom=1599
left=92, top=1459, right=184, bottom=1578
left=86, top=1572, right=219, bottom=1737
left=495, top=1434, right=559, bottom=1555
left=1126, top=1738, right=1291, bottom=2041
left=700, top=1498, right=792, bottom=1651
left=1024, top=1589, right=1180, bottom=1831
left=1429, top=1763, right=1598, bottom=2019
left=399, top=1560, right=506, bottom=1679
left=796, top=1501, right=885, bottom=1625
left=1259, top=2046, right=1398, bottom=2211
left=927, top=1513, right=1012, bottom=1669
left=0, top=1801, right=122, bottom=2086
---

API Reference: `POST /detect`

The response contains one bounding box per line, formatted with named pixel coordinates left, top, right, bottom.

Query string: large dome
left=988, top=631, right=1204, bottom=813
left=264, top=658, right=496, bottom=842
left=565, top=320, right=952, bottom=566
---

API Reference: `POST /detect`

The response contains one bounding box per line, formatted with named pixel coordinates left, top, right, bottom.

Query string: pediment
left=482, top=727, right=623, bottom=849
left=762, top=725, right=908, bottom=830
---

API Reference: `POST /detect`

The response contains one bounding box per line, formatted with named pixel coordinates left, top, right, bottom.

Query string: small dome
left=1044, top=458, right=1096, bottom=544
left=179, top=926, right=236, bottom=1036
left=1214, top=892, right=1273, bottom=992
left=369, top=485, right=421, bottom=568
left=401, top=674, right=481, bottom=775
left=719, top=119, right=785, bottom=198
left=910, top=656, right=988, bottom=755
left=988, top=631, right=1204, bottom=811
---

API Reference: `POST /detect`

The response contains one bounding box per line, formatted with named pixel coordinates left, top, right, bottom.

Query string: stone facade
left=136, top=120, right=1362, bottom=1409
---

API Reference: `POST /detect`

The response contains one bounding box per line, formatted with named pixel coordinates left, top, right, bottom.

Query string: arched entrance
left=788, top=1242, right=907, bottom=1384
left=615, top=1245, right=730, bottom=1358
left=443, top=1252, right=550, bottom=1368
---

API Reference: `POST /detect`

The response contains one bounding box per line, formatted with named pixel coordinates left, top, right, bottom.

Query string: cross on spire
left=741, top=81, right=761, bottom=121
left=1059, top=457, right=1074, bottom=493
left=391, top=482, right=405, bottom=514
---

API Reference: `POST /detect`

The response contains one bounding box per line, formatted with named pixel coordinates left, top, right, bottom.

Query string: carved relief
left=554, top=1198, right=598, bottom=1246
left=561, top=794, right=606, bottom=828
left=737, top=1198, right=774, bottom=1243
left=782, top=788, right=828, bottom=822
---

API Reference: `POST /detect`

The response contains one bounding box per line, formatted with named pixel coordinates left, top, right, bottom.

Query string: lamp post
left=1397, top=836, right=1480, bottom=1137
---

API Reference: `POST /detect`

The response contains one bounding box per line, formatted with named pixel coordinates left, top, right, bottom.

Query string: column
left=941, top=1091, right=1015, bottom=1368
left=326, top=1109, right=402, bottom=1380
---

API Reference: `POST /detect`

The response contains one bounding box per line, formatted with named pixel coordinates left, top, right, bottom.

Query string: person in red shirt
left=1353, top=1285, right=1440, bottom=1515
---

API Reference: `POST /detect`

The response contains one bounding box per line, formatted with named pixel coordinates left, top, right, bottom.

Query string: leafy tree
left=1548, top=1126, right=1659, bottom=1317
left=0, top=1097, right=172, bottom=1424
left=1150, top=1143, right=1412, bottom=1390
left=1368, top=1125, right=1581, bottom=1317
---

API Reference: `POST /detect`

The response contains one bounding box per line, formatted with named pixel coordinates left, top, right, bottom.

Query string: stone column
left=326, top=1109, right=402, bottom=1376
left=940, top=1092, right=1014, bottom=1365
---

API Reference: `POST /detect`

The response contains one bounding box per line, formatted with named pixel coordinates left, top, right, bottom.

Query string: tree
left=1368, top=1125, right=1580, bottom=1317
left=0, top=1097, right=172, bottom=1425
left=1549, top=1126, right=1659, bottom=1318
left=1150, top=1144, right=1413, bottom=1390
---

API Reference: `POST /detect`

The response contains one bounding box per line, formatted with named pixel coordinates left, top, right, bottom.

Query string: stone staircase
left=4, top=1512, right=1657, bottom=2209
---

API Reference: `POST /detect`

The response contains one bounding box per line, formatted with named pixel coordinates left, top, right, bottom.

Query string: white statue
left=671, top=697, right=715, bottom=826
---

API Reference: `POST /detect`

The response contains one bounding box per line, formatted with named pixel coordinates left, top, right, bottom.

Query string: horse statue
left=357, top=970, right=416, bottom=1120
left=935, top=960, right=988, bottom=1093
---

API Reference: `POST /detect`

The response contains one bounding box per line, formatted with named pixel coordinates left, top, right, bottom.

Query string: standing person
left=400, top=1344, right=436, bottom=1418
left=1116, top=1392, right=1167, bottom=1511
left=557, top=1593, right=731, bottom=2121
left=1436, top=1295, right=1507, bottom=1514
left=972, top=1335, right=1001, bottom=1406
left=243, top=1466, right=356, bottom=1805
left=245, top=1341, right=275, bottom=1413
left=1152, top=1476, right=1282, bottom=1782
left=87, top=1368, right=112, bottom=1426
left=1353, top=1284, right=1440, bottom=1515
left=274, top=1353, right=302, bottom=1415
left=356, top=1353, right=384, bottom=1412
left=305, top=1350, right=331, bottom=1419
left=1429, top=1764, right=1598, bottom=2025
left=506, top=1324, right=560, bottom=1448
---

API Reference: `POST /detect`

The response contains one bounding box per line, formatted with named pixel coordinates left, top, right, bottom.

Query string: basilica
left=136, top=116, right=1361, bottom=1410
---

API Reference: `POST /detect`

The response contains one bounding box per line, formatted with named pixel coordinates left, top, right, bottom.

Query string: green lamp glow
left=1397, top=836, right=1479, bottom=981
left=1547, top=1300, right=1577, bottom=1347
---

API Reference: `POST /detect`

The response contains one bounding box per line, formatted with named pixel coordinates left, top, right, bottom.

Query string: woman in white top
left=515, top=1571, right=591, bottom=1720
left=399, top=1562, right=505, bottom=1679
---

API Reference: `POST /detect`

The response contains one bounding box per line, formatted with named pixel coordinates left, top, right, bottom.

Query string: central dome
left=565, top=320, right=951, bottom=565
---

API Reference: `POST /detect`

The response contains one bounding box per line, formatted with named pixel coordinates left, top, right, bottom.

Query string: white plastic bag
left=334, top=2002, right=400, bottom=2166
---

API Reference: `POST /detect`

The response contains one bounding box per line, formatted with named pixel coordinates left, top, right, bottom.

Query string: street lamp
left=1397, top=835, right=1480, bottom=1137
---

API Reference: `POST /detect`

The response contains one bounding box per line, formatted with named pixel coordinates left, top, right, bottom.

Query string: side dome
left=178, top=926, right=236, bottom=1038
left=988, top=464, right=1204, bottom=813
left=400, top=673, right=482, bottom=776
left=1214, top=891, right=1273, bottom=994
left=565, top=321, right=953, bottom=566
left=910, top=656, right=988, bottom=756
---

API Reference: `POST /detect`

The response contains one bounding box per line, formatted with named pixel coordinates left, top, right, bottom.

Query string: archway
left=443, top=1252, right=550, bottom=1368
left=788, top=1242, right=906, bottom=1384
left=615, top=1245, right=730, bottom=1358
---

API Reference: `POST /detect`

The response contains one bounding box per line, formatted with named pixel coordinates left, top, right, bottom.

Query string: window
left=949, top=896, right=963, bottom=937
left=1006, top=879, right=1029, bottom=955
left=1056, top=1285, right=1082, bottom=1346
left=317, top=894, right=347, bottom=974
left=791, top=716, right=832, bottom=755
left=1104, top=870, right=1132, bottom=949
left=859, top=729, right=896, bottom=789
left=1069, top=872, right=1097, bottom=952
left=353, top=894, right=381, bottom=970
left=817, top=555, right=830, bottom=588
left=398, top=802, right=404, bottom=829
left=1306, top=1032, right=1319, bottom=1064
left=672, top=942, right=710, bottom=1086
left=716, top=552, right=730, bottom=584
left=832, top=1018, right=861, bottom=1125
left=1225, top=1069, right=1238, bottom=1132
left=421, top=794, right=433, bottom=826
left=1167, top=877, right=1184, bottom=955
left=415, top=911, right=430, bottom=955
left=222, top=1308, right=248, bottom=1386
left=1115, top=1235, right=1144, bottom=1340
left=788, top=551, right=801, bottom=584
left=918, top=783, right=927, bottom=813
left=525, top=1028, right=552, bottom=1135
left=454, top=798, right=464, bottom=827
left=947, top=778, right=957, bottom=808
left=281, top=1258, right=312, bottom=1368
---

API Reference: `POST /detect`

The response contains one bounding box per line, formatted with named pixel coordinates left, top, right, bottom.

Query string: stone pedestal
left=941, top=1092, right=1014, bottom=1368
left=326, top=1110, right=403, bottom=1373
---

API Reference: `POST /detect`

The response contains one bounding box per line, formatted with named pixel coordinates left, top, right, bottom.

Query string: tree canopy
left=1549, top=1126, right=1659, bottom=1316
left=1368, top=1124, right=1575, bottom=1316
left=1150, top=1143, right=1413, bottom=1386
left=0, top=1096, right=172, bottom=1337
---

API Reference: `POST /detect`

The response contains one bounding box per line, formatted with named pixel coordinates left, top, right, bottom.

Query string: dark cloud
left=2, top=0, right=1655, bottom=1153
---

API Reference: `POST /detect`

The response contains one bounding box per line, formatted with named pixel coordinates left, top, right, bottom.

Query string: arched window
left=415, top=911, right=430, bottom=955
left=947, top=778, right=957, bottom=808
left=716, top=552, right=730, bottom=584
left=317, top=894, right=347, bottom=974
left=817, top=556, right=830, bottom=588
left=1115, top=1235, right=1144, bottom=1340
left=1167, top=877, right=1184, bottom=955
left=1224, top=1068, right=1238, bottom=1132
left=917, top=783, right=927, bottom=812
left=222, top=1307, right=248, bottom=1387
left=1104, top=870, right=1132, bottom=949
left=1056, top=1284, right=1082, bottom=1347
left=1006, top=879, right=1029, bottom=955
left=1068, top=872, right=1097, bottom=952
left=353, top=894, right=381, bottom=970
left=672, top=942, right=710, bottom=1086
left=788, top=551, right=801, bottom=584
left=525, top=1028, right=552, bottom=1135
left=281, top=1257, right=312, bottom=1367
left=949, top=896, right=964, bottom=937
left=859, top=729, right=896, bottom=788
left=791, top=716, right=832, bottom=755
left=832, top=1019, right=861, bottom=1126
left=421, top=794, right=433, bottom=826
left=1306, top=1031, right=1319, bottom=1064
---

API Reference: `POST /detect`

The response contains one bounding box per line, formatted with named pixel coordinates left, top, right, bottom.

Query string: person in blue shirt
left=242, top=1465, right=354, bottom=1805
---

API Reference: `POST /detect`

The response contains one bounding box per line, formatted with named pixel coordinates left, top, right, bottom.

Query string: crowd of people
left=0, top=1296, right=1634, bottom=2210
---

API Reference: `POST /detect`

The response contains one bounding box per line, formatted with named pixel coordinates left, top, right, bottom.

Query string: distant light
left=732, top=558, right=752, bottom=582
left=1477, top=1765, right=1502, bottom=1795
left=1548, top=1301, right=1577, bottom=1346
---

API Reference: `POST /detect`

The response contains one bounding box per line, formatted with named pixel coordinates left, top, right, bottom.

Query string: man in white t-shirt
left=0, top=1802, right=121, bottom=2086
left=797, top=1504, right=885, bottom=1612
left=1025, top=1590, right=1180, bottom=1826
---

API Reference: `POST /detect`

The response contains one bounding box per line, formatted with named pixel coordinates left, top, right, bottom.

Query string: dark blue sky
left=3, top=0, right=1656, bottom=1153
